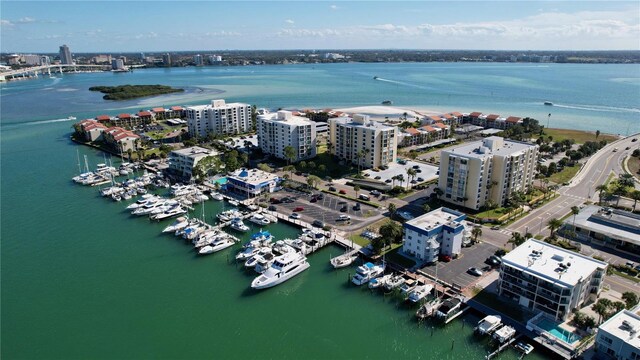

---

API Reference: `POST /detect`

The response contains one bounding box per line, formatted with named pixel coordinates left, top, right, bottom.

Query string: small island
left=89, top=84, right=184, bottom=100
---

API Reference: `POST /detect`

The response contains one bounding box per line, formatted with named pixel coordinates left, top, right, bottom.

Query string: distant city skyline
left=2, top=1, right=639, bottom=53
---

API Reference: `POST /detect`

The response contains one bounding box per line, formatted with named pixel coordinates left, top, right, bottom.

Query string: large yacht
left=351, top=262, right=385, bottom=286
left=250, top=252, right=310, bottom=289
left=150, top=206, right=186, bottom=221
left=229, top=218, right=250, bottom=232
left=217, top=209, right=242, bottom=222
left=162, top=217, right=189, bottom=233
left=249, top=213, right=271, bottom=226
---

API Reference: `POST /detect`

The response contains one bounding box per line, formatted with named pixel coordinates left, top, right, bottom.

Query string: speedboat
left=474, top=315, right=502, bottom=335
left=194, top=231, right=220, bottom=248
left=351, top=262, right=385, bottom=286
left=131, top=198, right=165, bottom=215
left=330, top=252, right=358, bottom=269
left=272, top=240, right=296, bottom=256
left=208, top=236, right=236, bottom=253
left=514, top=342, right=534, bottom=355
left=544, top=101, right=553, bottom=106
left=228, top=199, right=239, bottom=206
left=284, top=238, right=311, bottom=254
left=150, top=206, right=186, bottom=220
left=435, top=298, right=462, bottom=320
left=492, top=325, right=516, bottom=343
left=249, top=213, right=270, bottom=226
left=68, top=116, right=77, bottom=120
left=111, top=193, right=122, bottom=202
left=236, top=246, right=261, bottom=261
left=162, top=217, right=189, bottom=233
left=250, top=252, right=310, bottom=289
left=217, top=209, right=242, bottom=222
left=384, top=274, right=405, bottom=291
left=399, top=279, right=417, bottom=296
left=249, top=230, right=274, bottom=245
left=229, top=218, right=249, bottom=232
left=245, top=248, right=273, bottom=268
left=198, top=245, right=216, bottom=255
left=369, top=274, right=391, bottom=289
left=211, top=192, right=224, bottom=201
left=408, top=283, right=433, bottom=303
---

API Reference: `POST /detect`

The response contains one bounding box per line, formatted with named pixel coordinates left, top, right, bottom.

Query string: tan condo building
left=328, top=114, right=397, bottom=169
left=438, top=136, right=538, bottom=210
left=257, top=110, right=316, bottom=162
left=186, top=99, right=252, bottom=138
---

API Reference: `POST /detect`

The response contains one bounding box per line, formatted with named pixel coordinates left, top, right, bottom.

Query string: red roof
left=138, top=111, right=152, bottom=117
left=429, top=115, right=442, bottom=121
left=442, top=114, right=454, bottom=120
left=118, top=113, right=131, bottom=119
left=79, top=119, right=95, bottom=126
left=470, top=112, right=482, bottom=117
left=450, top=112, right=463, bottom=117
left=433, top=122, right=448, bottom=129
left=506, top=116, right=522, bottom=123
left=486, top=114, right=500, bottom=121
left=113, top=132, right=139, bottom=141
left=96, top=115, right=111, bottom=121
left=170, top=106, right=183, bottom=111
left=106, top=126, right=123, bottom=133
left=152, top=107, right=165, bottom=112
left=421, top=125, right=437, bottom=132
left=84, top=123, right=107, bottom=131
left=405, top=128, right=420, bottom=135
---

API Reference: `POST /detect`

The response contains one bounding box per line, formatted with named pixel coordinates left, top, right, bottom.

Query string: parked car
left=329, top=186, right=337, bottom=192
left=339, top=189, right=347, bottom=194
left=439, top=254, right=452, bottom=262
left=491, top=225, right=500, bottom=230
left=270, top=197, right=282, bottom=204
left=467, top=267, right=483, bottom=276
left=358, top=194, right=370, bottom=201
left=374, top=176, right=382, bottom=180
left=417, top=177, right=424, bottom=182
left=315, top=194, right=324, bottom=200
left=385, top=179, right=392, bottom=183
left=337, top=215, right=351, bottom=221
left=370, top=190, right=381, bottom=196
left=485, top=257, right=500, bottom=267
left=310, top=198, right=317, bottom=203
left=268, top=205, right=277, bottom=211
left=293, top=207, right=304, bottom=212
left=412, top=165, right=420, bottom=169
left=632, top=138, right=637, bottom=142
left=289, top=213, right=301, bottom=219
left=363, top=173, right=370, bottom=177
left=353, top=203, right=361, bottom=211
left=312, top=220, right=325, bottom=228
left=340, top=206, right=348, bottom=212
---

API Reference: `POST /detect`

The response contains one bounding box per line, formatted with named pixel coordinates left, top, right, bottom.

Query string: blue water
left=537, top=318, right=581, bottom=344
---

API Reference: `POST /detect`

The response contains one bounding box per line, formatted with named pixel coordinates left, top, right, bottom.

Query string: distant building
left=168, top=146, right=218, bottom=180
left=328, top=114, right=397, bottom=169
left=438, top=136, right=538, bottom=210
left=92, top=54, right=112, bottom=64
left=162, top=53, right=171, bottom=66
left=77, top=119, right=107, bottom=141
left=208, top=55, right=222, bottom=64
left=226, top=168, right=280, bottom=198
left=186, top=99, right=252, bottom=137
left=193, top=54, right=203, bottom=66
left=111, top=58, right=125, bottom=70
left=257, top=110, right=317, bottom=162
left=59, top=44, right=73, bottom=65
left=103, top=127, right=140, bottom=153
left=401, top=207, right=470, bottom=264
left=595, top=304, right=640, bottom=360
left=324, top=52, right=345, bottom=60
left=565, top=206, right=640, bottom=255
left=23, top=54, right=42, bottom=66
left=499, top=239, right=607, bottom=321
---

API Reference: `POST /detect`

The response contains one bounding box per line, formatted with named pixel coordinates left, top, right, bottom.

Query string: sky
left=1, top=1, right=639, bottom=53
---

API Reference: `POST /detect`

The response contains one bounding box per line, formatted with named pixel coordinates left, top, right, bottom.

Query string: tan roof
left=152, top=107, right=165, bottom=112
left=96, top=115, right=111, bottom=121
left=422, top=125, right=437, bottom=132
left=433, top=122, right=448, bottom=129
left=405, top=127, right=420, bottom=135
left=450, top=112, right=463, bottom=117
left=470, top=112, right=482, bottom=117
left=486, top=114, right=500, bottom=121
left=429, top=115, right=442, bottom=121
left=506, top=116, right=522, bottom=123
left=170, top=106, right=183, bottom=111
left=118, top=113, right=131, bottom=119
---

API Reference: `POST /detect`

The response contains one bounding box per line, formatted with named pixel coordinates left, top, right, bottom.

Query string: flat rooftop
left=228, top=168, right=279, bottom=185
left=405, top=207, right=465, bottom=231
left=445, top=136, right=536, bottom=159
left=331, top=116, right=395, bottom=130
left=599, top=305, right=640, bottom=349
left=571, top=205, right=640, bottom=245
left=502, top=239, right=607, bottom=288
left=259, top=111, right=315, bottom=126
left=171, top=146, right=217, bottom=157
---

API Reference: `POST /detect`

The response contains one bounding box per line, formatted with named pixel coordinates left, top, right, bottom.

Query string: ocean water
left=2, top=62, right=638, bottom=359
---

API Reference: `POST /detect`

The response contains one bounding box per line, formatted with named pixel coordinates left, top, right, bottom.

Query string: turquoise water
left=3, top=62, right=636, bottom=359
left=537, top=318, right=581, bottom=344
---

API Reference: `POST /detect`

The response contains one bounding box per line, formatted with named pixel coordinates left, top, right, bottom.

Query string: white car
left=337, top=215, right=351, bottom=221
left=289, top=213, right=301, bottom=219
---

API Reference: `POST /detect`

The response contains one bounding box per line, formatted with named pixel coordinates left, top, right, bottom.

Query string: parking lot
left=269, top=188, right=381, bottom=228
left=362, top=160, right=438, bottom=188
left=420, top=241, right=500, bottom=290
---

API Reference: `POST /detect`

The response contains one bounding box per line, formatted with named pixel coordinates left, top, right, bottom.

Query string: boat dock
left=445, top=304, right=471, bottom=324
left=486, top=334, right=522, bottom=360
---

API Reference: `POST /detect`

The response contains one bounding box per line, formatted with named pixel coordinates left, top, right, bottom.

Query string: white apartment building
left=438, top=136, right=538, bottom=210
left=402, top=207, right=470, bottom=264
left=226, top=168, right=280, bottom=198
left=186, top=99, right=252, bottom=138
left=595, top=305, right=640, bottom=360
left=499, top=239, right=607, bottom=321
left=168, top=146, right=218, bottom=180
left=257, top=110, right=316, bottom=162
left=328, top=114, right=397, bottom=169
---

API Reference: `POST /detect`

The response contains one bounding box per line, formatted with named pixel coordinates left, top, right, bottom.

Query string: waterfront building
left=186, top=99, right=252, bottom=138
left=398, top=124, right=449, bottom=148
left=498, top=239, right=607, bottom=321
left=95, top=115, right=112, bottom=123
left=23, top=54, right=42, bottom=66
left=93, top=55, right=112, bottom=64
left=168, top=146, right=218, bottom=180
left=59, top=44, right=73, bottom=65
left=112, top=113, right=146, bottom=128
left=595, top=305, right=640, bottom=360
left=564, top=206, right=640, bottom=255
left=103, top=127, right=140, bottom=153
left=162, top=53, right=171, bottom=66
left=226, top=168, right=280, bottom=198
left=77, top=119, right=107, bottom=141
left=257, top=110, right=317, bottom=162
left=152, top=107, right=167, bottom=120
left=438, top=136, right=538, bottom=210
left=168, top=106, right=185, bottom=119
left=111, top=58, right=125, bottom=70
left=462, top=112, right=523, bottom=130
left=315, top=122, right=328, bottom=133
left=401, top=207, right=470, bottom=263
left=328, top=114, right=397, bottom=169
left=193, top=54, right=203, bottom=66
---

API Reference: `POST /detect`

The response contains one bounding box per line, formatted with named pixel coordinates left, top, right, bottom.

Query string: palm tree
left=388, top=203, right=397, bottom=218
left=508, top=232, right=525, bottom=249
left=592, top=298, right=612, bottom=324
left=284, top=145, right=296, bottom=165
left=434, top=187, right=444, bottom=200
left=354, top=185, right=361, bottom=198
left=547, top=218, right=563, bottom=238
left=631, top=190, right=640, bottom=211
left=406, top=168, right=417, bottom=189
left=396, top=174, right=405, bottom=188
left=571, top=206, right=580, bottom=231
left=618, top=173, right=634, bottom=188
left=596, top=184, right=608, bottom=204
left=471, top=227, right=482, bottom=243
left=354, top=151, right=363, bottom=172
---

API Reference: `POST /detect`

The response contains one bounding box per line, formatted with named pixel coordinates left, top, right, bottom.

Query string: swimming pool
left=536, top=318, right=581, bottom=344
left=214, top=177, right=228, bottom=185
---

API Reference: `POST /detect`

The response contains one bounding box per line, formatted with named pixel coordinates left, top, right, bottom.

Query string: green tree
left=508, top=232, right=525, bottom=249
left=239, top=152, right=249, bottom=167
left=370, top=236, right=385, bottom=255
left=592, top=298, right=612, bottom=324
left=224, top=150, right=240, bottom=172
left=318, top=164, right=326, bottom=174
left=547, top=218, right=563, bottom=238
left=127, top=148, right=133, bottom=161
left=379, top=220, right=403, bottom=248
left=283, top=165, right=295, bottom=177
left=618, top=173, right=635, bottom=189
left=471, top=227, right=482, bottom=243
left=571, top=206, right=580, bottom=231
left=283, top=145, right=296, bottom=165
left=596, top=184, right=609, bottom=204
left=307, top=175, right=321, bottom=189
left=622, top=292, right=639, bottom=309
left=631, top=190, right=640, bottom=211
left=613, top=184, right=628, bottom=207
left=257, top=163, right=273, bottom=172
left=353, top=185, right=361, bottom=198
left=406, top=168, right=417, bottom=189
left=422, top=203, right=431, bottom=213
left=388, top=203, right=397, bottom=218
left=396, top=174, right=405, bottom=188
left=434, top=187, right=444, bottom=200
left=595, top=130, right=600, bottom=140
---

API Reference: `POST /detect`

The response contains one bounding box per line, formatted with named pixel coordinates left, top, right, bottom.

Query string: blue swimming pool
left=537, top=318, right=581, bottom=344
left=214, top=177, right=227, bottom=185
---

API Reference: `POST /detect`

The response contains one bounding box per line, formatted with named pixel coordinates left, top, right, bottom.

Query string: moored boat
left=351, top=262, right=385, bottom=286
left=474, top=315, right=502, bottom=335
left=250, top=252, right=310, bottom=289
left=249, top=213, right=271, bottom=226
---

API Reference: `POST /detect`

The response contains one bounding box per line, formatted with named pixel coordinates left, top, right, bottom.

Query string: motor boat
left=492, top=325, right=516, bottom=343
left=384, top=274, right=405, bottom=291
left=399, top=279, right=417, bottom=296
left=250, top=252, right=310, bottom=289
left=351, top=262, right=385, bottom=286
left=272, top=240, right=296, bottom=256
left=229, top=218, right=250, bottom=232
left=228, top=199, right=239, bottom=206
left=368, top=274, right=391, bottom=289
left=211, top=192, right=224, bottom=201
left=162, top=217, right=190, bottom=233
left=514, top=342, right=534, bottom=355
left=126, top=194, right=159, bottom=209
left=217, top=209, right=242, bottom=222
left=255, top=252, right=276, bottom=274
left=249, top=230, right=274, bottom=245
left=475, top=315, right=502, bottom=335
left=207, top=236, right=236, bottom=253
left=435, top=298, right=462, bottom=319
left=330, top=252, right=358, bottom=269
left=249, top=213, right=271, bottom=226
left=150, top=206, right=186, bottom=220
left=283, top=238, right=311, bottom=254
left=245, top=248, right=273, bottom=268
left=408, top=283, right=433, bottom=303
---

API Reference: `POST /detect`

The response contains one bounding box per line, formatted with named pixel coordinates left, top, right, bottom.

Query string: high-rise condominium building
left=438, top=136, right=538, bottom=210
left=328, top=114, right=397, bottom=169
left=59, top=44, right=73, bottom=65
left=257, top=110, right=317, bottom=162
left=186, top=99, right=252, bottom=137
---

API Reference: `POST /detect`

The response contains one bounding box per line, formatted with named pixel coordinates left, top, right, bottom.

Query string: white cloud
left=330, top=5, right=338, bottom=10
left=285, top=19, right=294, bottom=24
left=17, top=17, right=36, bottom=24
left=0, top=19, right=14, bottom=27
left=277, top=28, right=343, bottom=38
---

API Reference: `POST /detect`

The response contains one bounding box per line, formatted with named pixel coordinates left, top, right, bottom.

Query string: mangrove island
left=89, top=84, right=184, bottom=100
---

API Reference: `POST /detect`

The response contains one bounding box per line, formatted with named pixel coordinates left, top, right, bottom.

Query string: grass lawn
left=612, top=270, right=640, bottom=284
left=349, top=234, right=370, bottom=247
left=628, top=155, right=640, bottom=178
left=540, top=128, right=618, bottom=144
left=472, top=288, right=527, bottom=322
left=383, top=246, right=416, bottom=268
left=306, top=152, right=356, bottom=179
left=476, top=207, right=510, bottom=220
left=548, top=164, right=581, bottom=184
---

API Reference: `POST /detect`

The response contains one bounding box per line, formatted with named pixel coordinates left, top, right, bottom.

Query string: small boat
left=416, top=299, right=441, bottom=320
left=435, top=298, right=462, bottom=320
left=399, top=279, right=417, bottom=296
left=211, top=192, right=224, bottom=201
left=126, top=195, right=159, bottom=209
left=408, top=283, right=433, bottom=303
left=245, top=248, right=272, bottom=268
left=250, top=252, right=310, bottom=289
left=217, top=209, right=242, bottom=222
left=151, top=206, right=186, bottom=220
left=283, top=238, right=311, bottom=254
left=492, top=325, right=516, bottom=343
left=384, top=274, right=405, bottom=291
left=208, top=236, right=236, bottom=253
left=228, top=199, right=239, bottom=206
left=198, top=245, right=215, bottom=255
left=514, top=341, right=534, bottom=355
left=381, top=100, right=392, bottom=105
left=163, top=216, right=189, bottom=233
left=368, top=274, right=391, bottom=289
left=255, top=252, right=276, bottom=274
left=474, top=315, right=502, bottom=335
left=373, top=76, right=378, bottom=80
left=249, top=213, right=271, bottom=226
left=68, top=116, right=77, bottom=120
left=351, top=262, right=385, bottom=286
left=543, top=101, right=553, bottom=106
left=229, top=218, right=250, bottom=232
left=330, top=252, right=358, bottom=269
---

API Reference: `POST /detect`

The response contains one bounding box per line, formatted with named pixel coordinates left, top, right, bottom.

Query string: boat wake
left=373, top=77, right=430, bottom=90
left=2, top=117, right=78, bottom=128
left=552, top=103, right=640, bottom=114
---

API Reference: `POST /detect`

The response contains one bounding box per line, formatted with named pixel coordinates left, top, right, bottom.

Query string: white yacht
left=244, top=248, right=272, bottom=268
left=199, top=236, right=236, bottom=254
left=492, top=325, right=516, bottom=343
left=150, top=206, right=186, bottom=220
left=229, top=218, right=250, bottom=232
left=384, top=274, right=405, bottom=291
left=272, top=240, right=296, bottom=256
left=408, top=283, right=433, bottom=303
left=474, top=315, right=502, bottom=335
left=284, top=238, right=311, bottom=254
left=330, top=252, right=358, bottom=269
left=217, top=209, right=242, bottom=222
left=255, top=252, right=277, bottom=274
left=250, top=252, right=310, bottom=289
left=368, top=274, right=392, bottom=289
left=249, top=213, right=271, bottom=226
left=162, top=217, right=189, bottom=233
left=399, top=279, right=417, bottom=296
left=126, top=194, right=159, bottom=209
left=228, top=199, right=239, bottom=206
left=131, top=198, right=165, bottom=215
left=211, top=192, right=224, bottom=201
left=351, top=262, right=385, bottom=286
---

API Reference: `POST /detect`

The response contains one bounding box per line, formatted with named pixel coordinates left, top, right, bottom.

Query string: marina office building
left=257, top=110, right=317, bottom=162
left=168, top=146, right=218, bottom=181
left=438, top=136, right=538, bottom=210
left=595, top=305, right=640, bottom=360
left=328, top=114, right=397, bottom=169
left=186, top=99, right=252, bottom=138
left=226, top=168, right=280, bottom=198
left=565, top=206, right=640, bottom=255
left=499, top=239, right=607, bottom=321
left=401, top=207, right=470, bottom=264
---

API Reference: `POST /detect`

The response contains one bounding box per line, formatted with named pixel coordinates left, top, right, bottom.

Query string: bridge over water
left=0, top=64, right=112, bottom=81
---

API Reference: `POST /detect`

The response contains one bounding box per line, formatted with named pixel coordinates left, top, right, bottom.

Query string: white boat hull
left=251, top=261, right=310, bottom=289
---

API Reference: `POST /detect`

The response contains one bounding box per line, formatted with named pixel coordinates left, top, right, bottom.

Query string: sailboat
left=330, top=235, right=358, bottom=269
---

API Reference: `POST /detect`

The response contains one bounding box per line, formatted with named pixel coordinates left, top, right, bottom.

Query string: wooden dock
left=445, top=304, right=471, bottom=324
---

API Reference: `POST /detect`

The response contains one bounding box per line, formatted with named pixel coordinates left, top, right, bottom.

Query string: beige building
left=257, top=110, right=316, bottom=161
left=186, top=99, right=252, bottom=138
left=168, top=146, right=219, bottom=180
left=438, top=136, right=538, bottom=210
left=328, top=114, right=397, bottom=169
